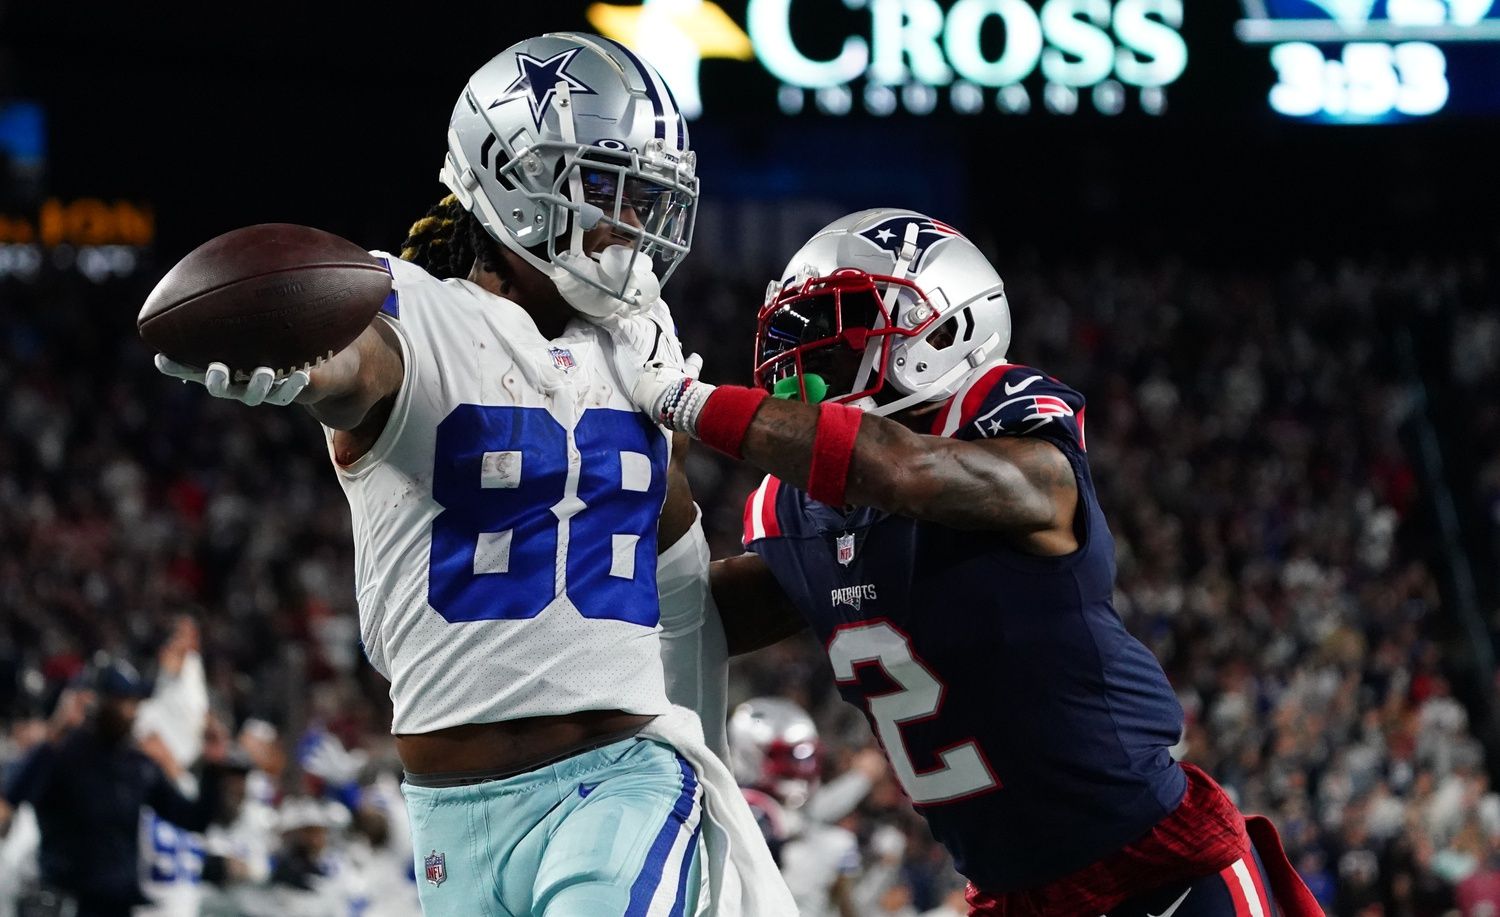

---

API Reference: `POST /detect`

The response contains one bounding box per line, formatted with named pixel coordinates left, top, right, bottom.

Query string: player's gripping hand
left=155, top=356, right=310, bottom=407
left=153, top=330, right=372, bottom=409
left=627, top=354, right=711, bottom=435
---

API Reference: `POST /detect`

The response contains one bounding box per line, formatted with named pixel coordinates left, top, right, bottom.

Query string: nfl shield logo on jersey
left=549, top=347, right=577, bottom=372
left=836, top=533, right=856, bottom=566
left=425, top=850, right=447, bottom=886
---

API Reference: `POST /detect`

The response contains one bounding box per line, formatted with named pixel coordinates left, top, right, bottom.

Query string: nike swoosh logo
left=578, top=783, right=599, bottom=798
left=1003, top=375, right=1043, bottom=396
left=1147, top=888, right=1192, bottom=917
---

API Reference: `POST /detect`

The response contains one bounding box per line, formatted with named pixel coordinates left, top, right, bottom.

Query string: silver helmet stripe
left=550, top=31, right=629, bottom=79
left=594, top=35, right=684, bottom=152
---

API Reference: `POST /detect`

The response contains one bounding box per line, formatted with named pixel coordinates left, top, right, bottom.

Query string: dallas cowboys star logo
left=857, top=216, right=964, bottom=272
left=490, top=48, right=597, bottom=128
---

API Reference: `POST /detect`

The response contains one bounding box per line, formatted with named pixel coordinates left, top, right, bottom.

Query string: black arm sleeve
left=3, top=742, right=58, bottom=807
left=144, top=760, right=220, bottom=833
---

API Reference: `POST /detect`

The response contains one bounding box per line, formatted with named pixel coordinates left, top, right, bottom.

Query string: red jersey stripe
left=932, top=364, right=1017, bottom=436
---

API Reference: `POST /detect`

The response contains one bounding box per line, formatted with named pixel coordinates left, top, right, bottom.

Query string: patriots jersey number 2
left=428, top=405, right=666, bottom=626
left=829, top=622, right=1000, bottom=805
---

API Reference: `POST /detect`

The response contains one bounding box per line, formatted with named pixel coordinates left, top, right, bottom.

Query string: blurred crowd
left=0, top=242, right=1496, bottom=916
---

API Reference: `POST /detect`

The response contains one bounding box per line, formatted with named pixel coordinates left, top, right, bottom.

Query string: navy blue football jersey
left=743, top=364, right=1187, bottom=893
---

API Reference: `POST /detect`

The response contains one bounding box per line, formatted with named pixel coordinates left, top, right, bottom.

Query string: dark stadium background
left=2, top=0, right=1500, bottom=913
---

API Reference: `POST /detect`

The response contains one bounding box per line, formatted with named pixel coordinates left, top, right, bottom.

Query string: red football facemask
left=753, top=269, right=941, bottom=405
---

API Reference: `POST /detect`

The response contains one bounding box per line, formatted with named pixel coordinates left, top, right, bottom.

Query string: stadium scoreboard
left=1238, top=0, right=1500, bottom=122
left=583, top=0, right=1500, bottom=123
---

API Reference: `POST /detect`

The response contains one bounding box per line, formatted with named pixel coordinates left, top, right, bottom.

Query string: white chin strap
left=850, top=222, right=920, bottom=410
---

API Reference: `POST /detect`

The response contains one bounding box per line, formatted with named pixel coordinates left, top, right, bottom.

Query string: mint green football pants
left=401, top=736, right=703, bottom=917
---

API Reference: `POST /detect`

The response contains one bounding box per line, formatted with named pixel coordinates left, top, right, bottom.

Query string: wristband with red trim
left=693, top=385, right=769, bottom=458
left=807, top=402, right=864, bottom=506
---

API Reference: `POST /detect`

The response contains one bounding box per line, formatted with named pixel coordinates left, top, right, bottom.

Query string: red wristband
left=697, top=385, right=769, bottom=458
left=807, top=402, right=864, bottom=506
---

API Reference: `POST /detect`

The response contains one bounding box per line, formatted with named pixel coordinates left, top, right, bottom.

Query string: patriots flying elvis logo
left=857, top=216, right=965, bottom=273
left=491, top=48, right=597, bottom=128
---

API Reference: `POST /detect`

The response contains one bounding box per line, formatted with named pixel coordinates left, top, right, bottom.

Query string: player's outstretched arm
left=154, top=317, right=404, bottom=433
left=710, top=552, right=808, bottom=655
left=632, top=367, right=1078, bottom=552
left=746, top=398, right=1074, bottom=542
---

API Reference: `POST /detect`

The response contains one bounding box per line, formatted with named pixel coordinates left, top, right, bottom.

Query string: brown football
left=138, top=223, right=391, bottom=373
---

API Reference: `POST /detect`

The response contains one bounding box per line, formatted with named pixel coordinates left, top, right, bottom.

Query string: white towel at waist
left=642, top=705, right=798, bottom=916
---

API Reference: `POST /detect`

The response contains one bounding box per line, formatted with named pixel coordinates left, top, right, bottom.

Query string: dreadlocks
left=398, top=194, right=504, bottom=280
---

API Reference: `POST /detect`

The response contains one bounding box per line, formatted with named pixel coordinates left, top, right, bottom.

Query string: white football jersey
left=783, top=821, right=860, bottom=917
left=137, top=811, right=204, bottom=917
left=328, top=253, right=672, bottom=735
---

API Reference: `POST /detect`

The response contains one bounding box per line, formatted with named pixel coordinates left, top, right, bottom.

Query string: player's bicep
left=916, top=433, right=1076, bottom=538
left=967, top=434, right=1079, bottom=539
left=711, top=552, right=808, bottom=655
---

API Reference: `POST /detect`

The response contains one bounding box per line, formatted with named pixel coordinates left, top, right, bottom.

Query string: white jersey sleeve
left=328, top=253, right=672, bottom=734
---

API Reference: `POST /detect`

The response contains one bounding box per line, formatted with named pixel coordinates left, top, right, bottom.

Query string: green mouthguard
left=771, top=373, right=829, bottom=404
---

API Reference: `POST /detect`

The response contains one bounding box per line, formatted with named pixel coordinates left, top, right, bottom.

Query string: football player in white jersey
left=135, top=617, right=210, bottom=917
left=730, top=698, right=868, bottom=917
left=150, top=31, right=786, bottom=917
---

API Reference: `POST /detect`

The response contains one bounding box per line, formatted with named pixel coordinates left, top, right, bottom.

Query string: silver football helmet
left=728, top=696, right=822, bottom=809
left=755, top=208, right=1011, bottom=416
left=440, top=32, right=698, bottom=307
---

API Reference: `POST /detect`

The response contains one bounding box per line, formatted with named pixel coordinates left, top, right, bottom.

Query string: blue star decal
left=489, top=48, right=597, bottom=128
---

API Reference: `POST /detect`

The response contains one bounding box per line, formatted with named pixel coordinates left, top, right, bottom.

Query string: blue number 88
left=428, top=405, right=667, bottom=626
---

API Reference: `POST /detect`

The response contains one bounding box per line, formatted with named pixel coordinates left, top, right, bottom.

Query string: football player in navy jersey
left=619, top=209, right=1324, bottom=916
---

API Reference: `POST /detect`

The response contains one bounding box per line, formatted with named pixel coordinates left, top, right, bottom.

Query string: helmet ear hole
left=480, top=135, right=519, bottom=192
left=928, top=317, right=958, bottom=351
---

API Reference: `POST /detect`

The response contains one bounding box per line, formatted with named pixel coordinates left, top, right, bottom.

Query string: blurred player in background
left=149, top=31, right=785, bottom=916
left=236, top=795, right=363, bottom=917
left=197, top=748, right=276, bottom=917
left=293, top=725, right=422, bottom=914
left=729, top=696, right=874, bottom=917
left=0, top=655, right=226, bottom=917
left=343, top=765, right=422, bottom=917
left=134, top=616, right=211, bottom=917
left=620, top=208, right=1326, bottom=915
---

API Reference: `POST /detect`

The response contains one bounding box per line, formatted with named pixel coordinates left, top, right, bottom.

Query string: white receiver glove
left=630, top=357, right=713, bottom=436
left=551, top=245, right=662, bottom=320
left=155, top=355, right=310, bottom=408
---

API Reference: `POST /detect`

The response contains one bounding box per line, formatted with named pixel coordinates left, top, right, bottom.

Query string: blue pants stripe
left=667, top=822, right=703, bottom=917
left=625, top=755, right=699, bottom=915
